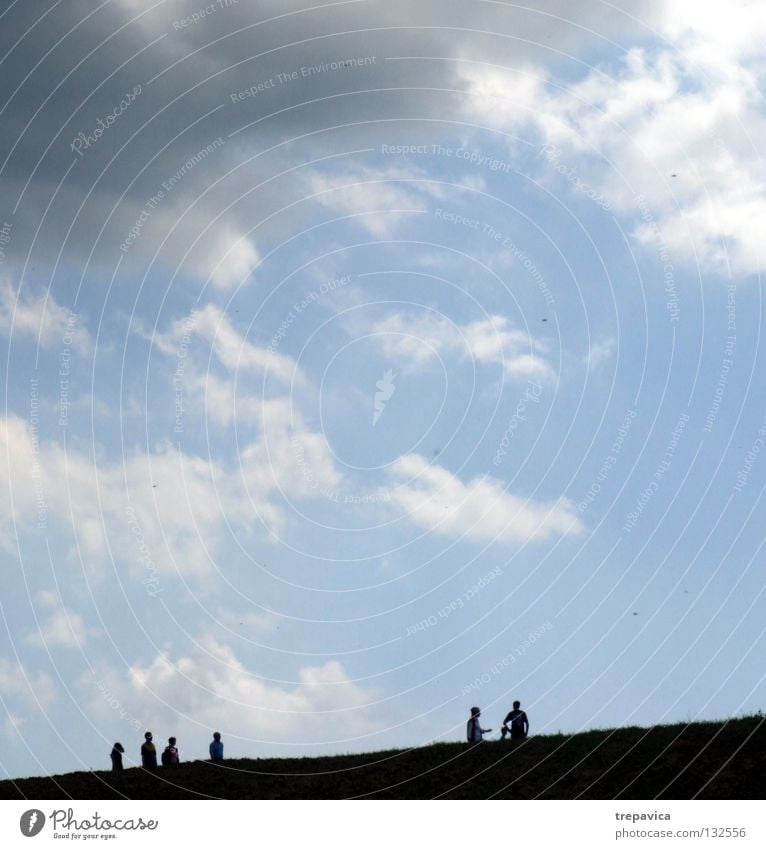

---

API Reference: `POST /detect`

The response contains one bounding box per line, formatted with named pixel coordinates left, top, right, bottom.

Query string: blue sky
left=0, top=0, right=765, bottom=778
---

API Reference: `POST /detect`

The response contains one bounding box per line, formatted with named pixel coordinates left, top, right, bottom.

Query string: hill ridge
left=2, top=715, right=763, bottom=800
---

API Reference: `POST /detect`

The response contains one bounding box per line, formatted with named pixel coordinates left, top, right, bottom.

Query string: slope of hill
left=1, top=716, right=763, bottom=800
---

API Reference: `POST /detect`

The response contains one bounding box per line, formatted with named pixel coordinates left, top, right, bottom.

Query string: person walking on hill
left=466, top=706, right=492, bottom=742
left=209, top=731, right=224, bottom=761
left=141, top=731, right=157, bottom=769
left=110, top=742, right=125, bottom=773
left=162, top=736, right=180, bottom=766
left=501, top=701, right=529, bottom=740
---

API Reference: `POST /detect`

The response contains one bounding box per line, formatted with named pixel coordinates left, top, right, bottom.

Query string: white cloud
left=0, top=279, right=91, bottom=353
left=0, top=659, right=55, bottom=705
left=584, top=337, right=616, bottom=371
left=459, top=65, right=548, bottom=130
left=148, top=302, right=298, bottom=384
left=0, top=415, right=48, bottom=553
left=659, top=0, right=766, bottom=74
left=185, top=371, right=265, bottom=428
left=176, top=375, right=344, bottom=502
left=207, top=230, right=260, bottom=290
left=368, top=312, right=555, bottom=381
left=459, top=5, right=766, bottom=276
left=385, top=453, right=583, bottom=543
left=0, top=659, right=55, bottom=736
left=306, top=165, right=446, bottom=238
left=46, top=435, right=263, bottom=578
left=0, top=408, right=342, bottom=577
left=24, top=591, right=97, bottom=649
left=88, top=637, right=387, bottom=749
left=239, top=397, right=344, bottom=501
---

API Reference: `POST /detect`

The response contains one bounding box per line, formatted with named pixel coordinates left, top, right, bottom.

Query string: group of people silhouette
left=467, top=701, right=529, bottom=742
left=109, top=731, right=224, bottom=772
left=106, top=707, right=523, bottom=773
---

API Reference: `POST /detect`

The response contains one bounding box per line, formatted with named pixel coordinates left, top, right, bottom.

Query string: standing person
left=209, top=731, right=224, bottom=762
left=110, top=742, right=125, bottom=773
left=466, top=706, right=492, bottom=742
left=162, top=736, right=180, bottom=766
left=141, top=731, right=157, bottom=769
left=501, top=701, right=529, bottom=739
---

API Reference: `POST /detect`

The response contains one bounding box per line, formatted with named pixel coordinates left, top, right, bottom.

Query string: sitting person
left=209, top=731, right=224, bottom=762
left=501, top=701, right=529, bottom=739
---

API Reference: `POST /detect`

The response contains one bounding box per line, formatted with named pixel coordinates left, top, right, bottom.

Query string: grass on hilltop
left=1, top=715, right=763, bottom=800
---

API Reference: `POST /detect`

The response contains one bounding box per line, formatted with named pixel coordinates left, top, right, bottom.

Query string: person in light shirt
left=466, top=706, right=492, bottom=742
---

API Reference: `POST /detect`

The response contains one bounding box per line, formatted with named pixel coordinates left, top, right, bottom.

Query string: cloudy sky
left=1, top=0, right=765, bottom=779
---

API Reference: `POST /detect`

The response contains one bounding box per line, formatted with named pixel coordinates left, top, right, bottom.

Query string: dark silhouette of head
left=470, top=706, right=481, bottom=717
left=513, top=701, right=520, bottom=709
left=168, top=737, right=176, bottom=746
left=113, top=742, right=124, bottom=753
left=213, top=732, right=221, bottom=741
left=144, top=732, right=153, bottom=741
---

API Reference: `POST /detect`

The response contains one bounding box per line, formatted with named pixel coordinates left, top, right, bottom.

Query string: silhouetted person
left=466, top=706, right=492, bottom=742
left=209, top=731, right=224, bottom=761
left=501, top=700, right=529, bottom=740
left=141, top=731, right=157, bottom=769
left=162, top=736, right=180, bottom=766
left=110, top=742, right=125, bottom=773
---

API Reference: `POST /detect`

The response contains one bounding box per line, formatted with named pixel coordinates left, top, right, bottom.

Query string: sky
left=0, top=0, right=765, bottom=780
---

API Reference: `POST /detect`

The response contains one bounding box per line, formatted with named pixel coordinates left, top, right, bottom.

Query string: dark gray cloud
left=0, top=0, right=660, bottom=294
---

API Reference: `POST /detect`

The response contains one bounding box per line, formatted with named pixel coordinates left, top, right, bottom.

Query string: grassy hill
left=1, top=715, right=763, bottom=800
